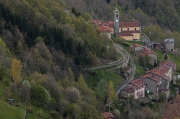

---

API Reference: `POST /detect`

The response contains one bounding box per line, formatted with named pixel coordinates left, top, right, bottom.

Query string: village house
left=164, top=38, right=175, bottom=52
left=142, top=73, right=161, bottom=93
left=129, top=44, right=157, bottom=65
left=101, top=112, right=115, bottom=119
left=120, top=87, right=134, bottom=98
left=97, top=25, right=113, bottom=39
left=89, top=8, right=141, bottom=41
left=129, top=44, right=142, bottom=51
left=142, top=60, right=176, bottom=97
left=121, top=78, right=145, bottom=99
left=121, top=60, right=176, bottom=99
left=146, top=41, right=163, bottom=50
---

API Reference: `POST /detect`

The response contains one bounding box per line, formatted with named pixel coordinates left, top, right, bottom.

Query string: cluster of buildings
left=146, top=38, right=175, bottom=53
left=89, top=8, right=141, bottom=41
left=120, top=60, right=176, bottom=99
left=129, top=44, right=157, bottom=65
left=89, top=8, right=177, bottom=101
left=93, top=8, right=177, bottom=119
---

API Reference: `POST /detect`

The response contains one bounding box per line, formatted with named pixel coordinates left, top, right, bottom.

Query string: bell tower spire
left=114, top=8, right=120, bottom=34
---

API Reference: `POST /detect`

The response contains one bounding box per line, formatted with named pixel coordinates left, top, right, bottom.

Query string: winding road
left=87, top=43, right=129, bottom=70
left=86, top=38, right=136, bottom=94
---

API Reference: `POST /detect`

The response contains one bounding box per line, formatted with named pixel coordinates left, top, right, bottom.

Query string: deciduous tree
left=31, top=85, right=50, bottom=106
left=108, top=80, right=116, bottom=102
left=65, top=87, right=81, bottom=103
left=11, top=58, right=22, bottom=84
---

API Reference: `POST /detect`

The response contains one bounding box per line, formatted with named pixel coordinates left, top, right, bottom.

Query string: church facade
left=114, top=8, right=141, bottom=41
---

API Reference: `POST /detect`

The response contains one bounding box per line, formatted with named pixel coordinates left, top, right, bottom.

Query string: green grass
left=169, top=82, right=178, bottom=96
left=0, top=100, right=24, bottom=119
left=84, top=70, right=123, bottom=90
left=0, top=81, right=49, bottom=119
left=124, top=41, right=143, bottom=46
left=135, top=64, right=146, bottom=78
left=0, top=81, right=6, bottom=101
left=0, top=82, right=24, bottom=119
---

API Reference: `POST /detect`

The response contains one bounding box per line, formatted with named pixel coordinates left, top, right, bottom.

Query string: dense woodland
left=0, top=0, right=180, bottom=119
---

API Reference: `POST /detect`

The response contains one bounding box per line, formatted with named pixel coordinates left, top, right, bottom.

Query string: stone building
left=142, top=60, right=176, bottom=97
left=121, top=78, right=145, bottom=99
left=164, top=38, right=175, bottom=52
left=129, top=44, right=157, bottom=65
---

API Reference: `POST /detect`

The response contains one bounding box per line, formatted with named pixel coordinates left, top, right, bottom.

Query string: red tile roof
left=89, top=20, right=101, bottom=25
left=118, top=31, right=133, bottom=36
left=97, top=25, right=112, bottom=33
left=142, top=73, right=161, bottom=82
left=102, top=21, right=114, bottom=28
left=142, top=73, right=151, bottom=79
left=130, top=78, right=145, bottom=86
left=124, top=87, right=134, bottom=93
left=102, top=112, right=115, bottom=119
left=150, top=76, right=161, bottom=82
left=120, top=21, right=140, bottom=28
left=138, top=47, right=157, bottom=55
left=129, top=30, right=141, bottom=33
left=160, top=60, right=176, bottom=71
left=143, top=60, right=176, bottom=82
left=147, top=66, right=169, bottom=77
left=137, top=60, right=176, bottom=92
left=129, top=44, right=141, bottom=49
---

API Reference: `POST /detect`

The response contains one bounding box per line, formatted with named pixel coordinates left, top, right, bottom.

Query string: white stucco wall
left=134, top=86, right=145, bottom=99
left=165, top=68, right=172, bottom=81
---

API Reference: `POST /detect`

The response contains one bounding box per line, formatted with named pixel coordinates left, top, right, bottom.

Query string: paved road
left=116, top=46, right=136, bottom=94
left=141, top=33, right=151, bottom=44
left=86, top=43, right=129, bottom=70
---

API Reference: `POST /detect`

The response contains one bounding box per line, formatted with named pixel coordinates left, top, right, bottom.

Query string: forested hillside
left=0, top=0, right=115, bottom=118
left=0, top=0, right=180, bottom=119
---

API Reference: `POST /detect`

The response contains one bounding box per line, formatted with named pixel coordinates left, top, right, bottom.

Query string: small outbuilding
left=164, top=38, right=175, bottom=52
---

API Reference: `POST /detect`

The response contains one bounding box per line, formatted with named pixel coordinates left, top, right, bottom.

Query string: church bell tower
left=114, top=8, right=120, bottom=34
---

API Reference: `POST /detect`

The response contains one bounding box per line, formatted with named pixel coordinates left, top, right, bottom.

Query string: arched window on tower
left=116, top=14, right=118, bottom=18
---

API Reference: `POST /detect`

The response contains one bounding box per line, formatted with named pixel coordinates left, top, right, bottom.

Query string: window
left=135, top=28, right=136, bottom=30
left=127, top=28, right=129, bottom=30
left=121, top=28, right=122, bottom=31
left=116, top=14, right=118, bottom=18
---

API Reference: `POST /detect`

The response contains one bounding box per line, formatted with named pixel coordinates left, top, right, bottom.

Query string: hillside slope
left=0, top=101, right=24, bottom=119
